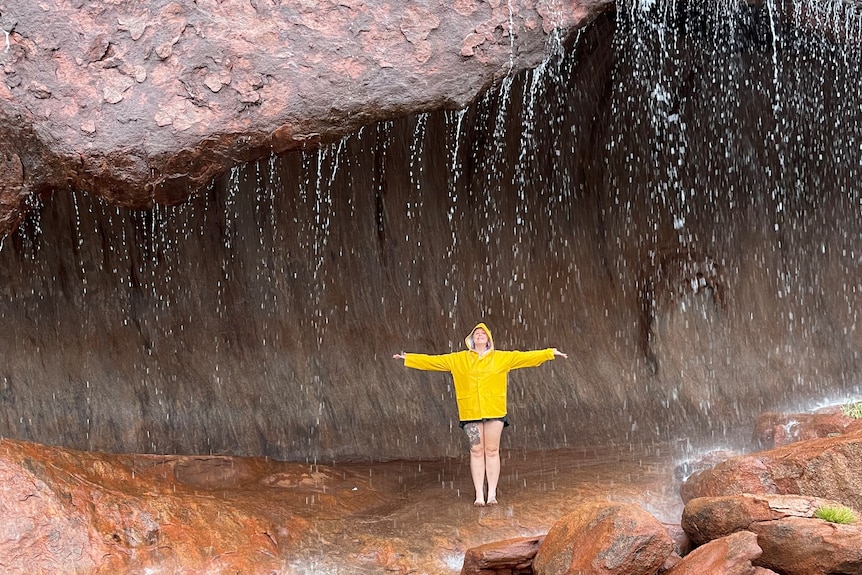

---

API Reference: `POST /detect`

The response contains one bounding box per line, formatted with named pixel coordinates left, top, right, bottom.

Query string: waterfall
left=0, top=2, right=859, bottom=462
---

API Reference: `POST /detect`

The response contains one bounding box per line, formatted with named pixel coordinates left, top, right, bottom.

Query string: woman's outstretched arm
left=499, top=347, right=568, bottom=370
left=393, top=352, right=457, bottom=371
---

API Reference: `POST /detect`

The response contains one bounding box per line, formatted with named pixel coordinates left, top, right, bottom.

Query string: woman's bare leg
left=482, top=420, right=505, bottom=504
left=464, top=422, right=486, bottom=505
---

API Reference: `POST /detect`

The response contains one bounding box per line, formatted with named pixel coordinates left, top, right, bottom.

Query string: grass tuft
left=814, top=505, right=857, bottom=524
left=841, top=402, right=862, bottom=419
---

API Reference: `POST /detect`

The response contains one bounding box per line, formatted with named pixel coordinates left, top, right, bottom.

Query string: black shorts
left=459, top=416, right=510, bottom=429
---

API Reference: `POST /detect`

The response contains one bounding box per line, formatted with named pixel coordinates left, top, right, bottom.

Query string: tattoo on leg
left=465, top=423, right=481, bottom=446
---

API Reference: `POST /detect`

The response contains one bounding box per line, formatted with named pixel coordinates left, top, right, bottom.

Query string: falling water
left=0, top=1, right=859, bottom=464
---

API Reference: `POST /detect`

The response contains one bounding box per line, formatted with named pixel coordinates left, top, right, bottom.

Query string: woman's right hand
left=392, top=353, right=406, bottom=360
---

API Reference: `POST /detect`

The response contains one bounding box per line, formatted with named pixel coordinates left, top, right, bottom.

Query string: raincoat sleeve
left=498, top=348, right=556, bottom=370
left=403, top=353, right=456, bottom=372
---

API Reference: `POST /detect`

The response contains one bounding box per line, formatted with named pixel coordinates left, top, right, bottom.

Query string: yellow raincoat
left=404, top=323, right=556, bottom=422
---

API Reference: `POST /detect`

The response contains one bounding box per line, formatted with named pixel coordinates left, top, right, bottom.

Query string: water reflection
left=288, top=443, right=685, bottom=575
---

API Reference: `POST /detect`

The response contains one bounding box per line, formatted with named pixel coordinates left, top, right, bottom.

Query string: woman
left=393, top=322, right=567, bottom=506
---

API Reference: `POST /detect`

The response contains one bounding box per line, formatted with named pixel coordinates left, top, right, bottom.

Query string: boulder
left=461, top=535, right=544, bottom=575
left=680, top=430, right=862, bottom=510
left=679, top=455, right=776, bottom=502
left=749, top=516, right=862, bottom=575
left=753, top=409, right=862, bottom=448
left=532, top=500, right=673, bottom=575
left=674, top=449, right=740, bottom=483
left=663, top=531, right=768, bottom=575
left=681, top=493, right=847, bottom=545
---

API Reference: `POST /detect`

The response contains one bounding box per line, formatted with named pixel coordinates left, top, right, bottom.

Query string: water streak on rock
left=0, top=4, right=860, bottom=463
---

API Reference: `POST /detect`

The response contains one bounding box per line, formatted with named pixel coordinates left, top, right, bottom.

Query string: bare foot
left=487, top=498, right=498, bottom=506
left=473, top=499, right=486, bottom=507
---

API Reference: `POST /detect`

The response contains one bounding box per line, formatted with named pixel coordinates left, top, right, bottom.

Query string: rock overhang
left=0, top=0, right=613, bottom=237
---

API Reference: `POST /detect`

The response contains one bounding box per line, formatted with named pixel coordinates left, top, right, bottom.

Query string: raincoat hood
left=465, top=322, right=494, bottom=352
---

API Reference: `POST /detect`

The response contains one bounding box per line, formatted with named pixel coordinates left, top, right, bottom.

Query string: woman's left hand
left=551, top=348, right=568, bottom=359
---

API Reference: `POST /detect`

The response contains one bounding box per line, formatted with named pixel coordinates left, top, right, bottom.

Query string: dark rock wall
left=0, top=5, right=859, bottom=461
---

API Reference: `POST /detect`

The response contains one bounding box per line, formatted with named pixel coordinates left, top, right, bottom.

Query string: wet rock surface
left=0, top=5, right=859, bottom=464
left=461, top=535, right=544, bottom=575
left=0, top=438, right=356, bottom=574
left=5, top=407, right=862, bottom=574
left=0, top=438, right=682, bottom=575
left=532, top=500, right=673, bottom=575
left=753, top=408, right=862, bottom=449
left=680, top=430, right=862, bottom=510
left=674, top=419, right=862, bottom=575
left=681, top=493, right=848, bottom=546
left=0, top=0, right=609, bottom=236
left=462, top=410, right=862, bottom=575
left=749, top=517, right=862, bottom=575
left=663, top=530, right=768, bottom=575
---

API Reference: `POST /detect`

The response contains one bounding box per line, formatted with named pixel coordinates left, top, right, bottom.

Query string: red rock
left=753, top=410, right=859, bottom=448
left=680, top=431, right=862, bottom=511
left=663, top=522, right=693, bottom=556
left=679, top=455, right=775, bottom=502
left=532, top=500, right=673, bottom=575
left=674, top=449, right=740, bottom=483
left=663, top=531, right=764, bottom=575
left=461, top=535, right=544, bottom=575
left=681, top=493, right=844, bottom=545
left=0, top=438, right=384, bottom=575
left=749, top=516, right=862, bottom=575
left=658, top=553, right=683, bottom=574
left=0, top=0, right=612, bottom=236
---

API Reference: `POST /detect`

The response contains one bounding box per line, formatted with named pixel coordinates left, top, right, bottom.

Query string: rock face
left=679, top=428, right=862, bottom=575
left=0, top=2, right=860, bottom=463
left=0, top=0, right=610, bottom=236
left=749, top=517, right=862, bottom=575
left=461, top=535, right=544, bottom=575
left=753, top=409, right=862, bottom=449
left=0, top=437, right=684, bottom=575
left=459, top=420, right=862, bottom=575
left=663, top=531, right=766, bottom=575
left=531, top=500, right=673, bottom=575
left=681, top=493, right=848, bottom=546
left=0, top=437, right=403, bottom=574
left=685, top=497, right=862, bottom=575
left=680, top=431, right=862, bottom=510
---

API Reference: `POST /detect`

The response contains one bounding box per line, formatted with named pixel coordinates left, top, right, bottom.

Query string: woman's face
left=473, top=328, right=489, bottom=349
